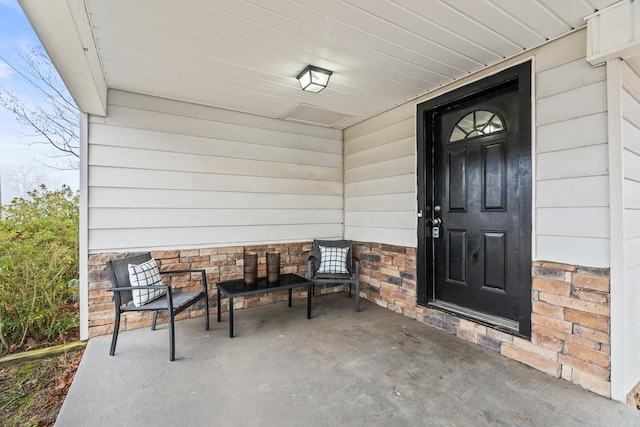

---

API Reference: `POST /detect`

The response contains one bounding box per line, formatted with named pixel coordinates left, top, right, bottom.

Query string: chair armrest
left=160, top=268, right=206, bottom=275
left=109, top=285, right=169, bottom=292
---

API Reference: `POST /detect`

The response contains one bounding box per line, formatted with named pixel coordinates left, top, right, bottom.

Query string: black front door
left=417, top=62, right=532, bottom=336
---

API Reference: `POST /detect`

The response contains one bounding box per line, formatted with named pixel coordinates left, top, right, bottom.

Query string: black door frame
left=416, top=61, right=532, bottom=337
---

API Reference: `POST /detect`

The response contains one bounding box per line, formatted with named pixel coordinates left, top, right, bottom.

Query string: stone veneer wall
left=87, top=243, right=315, bottom=338
left=353, top=242, right=612, bottom=398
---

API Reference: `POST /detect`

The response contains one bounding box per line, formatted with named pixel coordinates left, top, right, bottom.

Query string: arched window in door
left=449, top=110, right=505, bottom=142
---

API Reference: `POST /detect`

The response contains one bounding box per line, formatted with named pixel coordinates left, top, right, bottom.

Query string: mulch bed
left=1, top=322, right=83, bottom=426
left=0, top=346, right=83, bottom=426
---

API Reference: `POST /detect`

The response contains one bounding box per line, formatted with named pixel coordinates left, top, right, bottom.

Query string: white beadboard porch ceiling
left=83, top=0, right=620, bottom=129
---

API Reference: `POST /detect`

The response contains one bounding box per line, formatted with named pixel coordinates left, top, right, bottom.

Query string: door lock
left=431, top=217, right=441, bottom=239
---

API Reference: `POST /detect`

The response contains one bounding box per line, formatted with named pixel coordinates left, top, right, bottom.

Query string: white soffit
left=22, top=0, right=623, bottom=128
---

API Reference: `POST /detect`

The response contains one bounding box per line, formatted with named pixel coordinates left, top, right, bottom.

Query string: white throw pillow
left=317, top=246, right=349, bottom=274
left=128, top=258, right=166, bottom=307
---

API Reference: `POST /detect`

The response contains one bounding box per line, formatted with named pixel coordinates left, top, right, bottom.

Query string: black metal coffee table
left=216, top=273, right=312, bottom=338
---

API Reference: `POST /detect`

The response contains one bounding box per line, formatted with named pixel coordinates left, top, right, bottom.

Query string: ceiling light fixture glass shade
left=297, top=65, right=332, bottom=93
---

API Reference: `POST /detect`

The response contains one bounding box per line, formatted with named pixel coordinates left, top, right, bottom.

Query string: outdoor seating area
left=55, top=293, right=638, bottom=426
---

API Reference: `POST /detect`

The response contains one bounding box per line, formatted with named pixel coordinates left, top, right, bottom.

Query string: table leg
left=307, top=283, right=312, bottom=319
left=288, top=288, right=292, bottom=307
left=217, top=288, right=221, bottom=322
left=229, top=297, right=234, bottom=338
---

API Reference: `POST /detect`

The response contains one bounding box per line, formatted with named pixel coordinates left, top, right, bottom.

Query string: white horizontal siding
left=345, top=193, right=416, bottom=212
left=536, top=236, right=610, bottom=268
left=536, top=207, right=609, bottom=239
left=87, top=90, right=343, bottom=252
left=89, top=124, right=342, bottom=167
left=89, top=166, right=342, bottom=195
left=345, top=156, right=415, bottom=183
left=345, top=118, right=413, bottom=156
left=345, top=226, right=415, bottom=248
left=536, top=176, right=609, bottom=208
left=344, top=211, right=415, bottom=229
left=624, top=180, right=640, bottom=209
left=345, top=135, right=413, bottom=169
left=624, top=148, right=640, bottom=183
left=536, top=112, right=607, bottom=154
left=89, top=188, right=343, bottom=210
left=90, top=223, right=343, bottom=252
left=625, top=209, right=640, bottom=240
left=536, top=144, right=609, bottom=181
left=623, top=120, right=640, bottom=156
left=89, top=144, right=341, bottom=182
left=536, top=81, right=607, bottom=127
left=617, top=60, right=640, bottom=399
left=344, top=104, right=415, bottom=247
left=535, top=56, right=610, bottom=265
left=625, top=238, right=640, bottom=270
left=89, top=208, right=344, bottom=229
left=344, top=102, right=414, bottom=142
left=344, top=175, right=414, bottom=197
left=536, top=58, right=606, bottom=99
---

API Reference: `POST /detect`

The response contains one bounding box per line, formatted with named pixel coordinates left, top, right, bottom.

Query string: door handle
left=431, top=218, right=442, bottom=226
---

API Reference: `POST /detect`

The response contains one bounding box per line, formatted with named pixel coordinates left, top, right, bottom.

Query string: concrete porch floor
left=56, top=293, right=639, bottom=426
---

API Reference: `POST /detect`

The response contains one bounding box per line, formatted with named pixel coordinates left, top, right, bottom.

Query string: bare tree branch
left=0, top=46, right=79, bottom=170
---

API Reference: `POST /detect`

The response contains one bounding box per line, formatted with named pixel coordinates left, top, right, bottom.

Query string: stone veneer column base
left=354, top=241, right=612, bottom=399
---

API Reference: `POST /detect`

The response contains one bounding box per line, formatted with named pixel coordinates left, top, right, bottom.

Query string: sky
left=0, top=0, right=79, bottom=205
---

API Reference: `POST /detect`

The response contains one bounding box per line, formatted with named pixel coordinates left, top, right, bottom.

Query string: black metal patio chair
left=106, top=252, right=209, bottom=361
left=307, top=239, right=361, bottom=312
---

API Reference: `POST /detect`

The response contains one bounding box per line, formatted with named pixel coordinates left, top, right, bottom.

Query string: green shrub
left=0, top=185, right=79, bottom=353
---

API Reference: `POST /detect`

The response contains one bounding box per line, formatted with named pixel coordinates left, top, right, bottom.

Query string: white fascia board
left=19, top=0, right=107, bottom=116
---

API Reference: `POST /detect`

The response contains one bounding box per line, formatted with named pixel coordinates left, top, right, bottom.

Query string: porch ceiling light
left=296, top=65, right=332, bottom=93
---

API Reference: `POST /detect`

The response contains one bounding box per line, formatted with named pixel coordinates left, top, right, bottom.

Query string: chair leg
left=307, top=259, right=314, bottom=296
left=151, top=310, right=159, bottom=331
left=109, top=311, right=121, bottom=356
left=168, top=311, right=175, bottom=362
left=348, top=283, right=352, bottom=297
left=204, top=298, right=210, bottom=331
left=355, top=259, right=361, bottom=312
